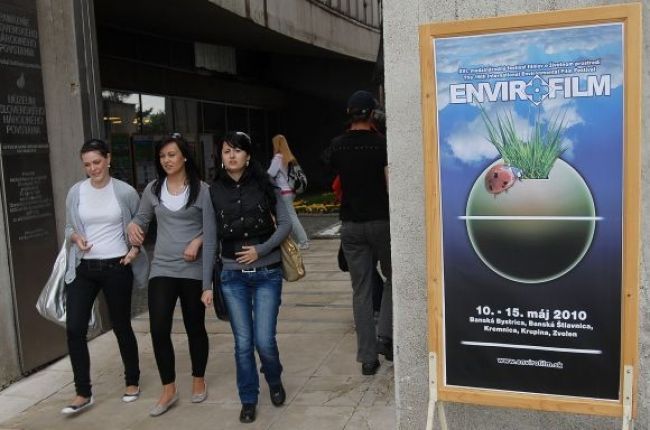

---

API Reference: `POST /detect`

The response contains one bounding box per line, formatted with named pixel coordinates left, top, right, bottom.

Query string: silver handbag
left=35, top=238, right=99, bottom=330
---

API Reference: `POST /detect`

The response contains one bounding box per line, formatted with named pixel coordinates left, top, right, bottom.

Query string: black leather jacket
left=210, top=170, right=275, bottom=259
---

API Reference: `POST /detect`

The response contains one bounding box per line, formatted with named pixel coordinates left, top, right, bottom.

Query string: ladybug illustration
left=485, top=164, right=523, bottom=195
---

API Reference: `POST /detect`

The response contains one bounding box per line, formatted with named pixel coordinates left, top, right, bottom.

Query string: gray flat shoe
left=149, top=393, right=178, bottom=417
left=191, top=382, right=208, bottom=403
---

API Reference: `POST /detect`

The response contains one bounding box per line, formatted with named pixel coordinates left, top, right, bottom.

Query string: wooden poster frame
left=419, top=4, right=642, bottom=417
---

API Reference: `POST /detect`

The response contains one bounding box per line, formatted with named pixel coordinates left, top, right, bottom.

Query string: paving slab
left=0, top=239, right=395, bottom=429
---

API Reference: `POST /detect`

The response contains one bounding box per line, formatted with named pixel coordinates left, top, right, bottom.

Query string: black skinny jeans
left=66, top=261, right=139, bottom=397
left=148, top=277, right=208, bottom=385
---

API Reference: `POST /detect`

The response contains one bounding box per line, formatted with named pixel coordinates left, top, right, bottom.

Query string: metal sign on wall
left=419, top=4, right=641, bottom=419
left=0, top=0, right=66, bottom=371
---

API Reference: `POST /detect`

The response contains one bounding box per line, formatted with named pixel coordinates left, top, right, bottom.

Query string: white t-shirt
left=161, top=178, right=189, bottom=211
left=78, top=179, right=128, bottom=259
left=267, top=153, right=292, bottom=191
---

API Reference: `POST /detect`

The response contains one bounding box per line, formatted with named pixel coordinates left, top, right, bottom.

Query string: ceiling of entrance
left=94, top=0, right=358, bottom=60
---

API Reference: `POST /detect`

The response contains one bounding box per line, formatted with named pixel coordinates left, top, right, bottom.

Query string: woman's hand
left=120, top=246, right=140, bottom=265
left=184, top=236, right=203, bottom=262
left=71, top=232, right=93, bottom=252
left=235, top=246, right=259, bottom=265
left=127, top=223, right=145, bottom=246
left=201, top=290, right=213, bottom=308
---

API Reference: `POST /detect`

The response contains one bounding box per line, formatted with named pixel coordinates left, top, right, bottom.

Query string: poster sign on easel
left=419, top=4, right=641, bottom=420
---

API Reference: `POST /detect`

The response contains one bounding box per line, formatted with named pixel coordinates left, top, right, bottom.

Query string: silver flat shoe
left=61, top=396, right=94, bottom=415
left=191, top=382, right=208, bottom=403
left=149, top=393, right=178, bottom=417
left=122, top=387, right=140, bottom=403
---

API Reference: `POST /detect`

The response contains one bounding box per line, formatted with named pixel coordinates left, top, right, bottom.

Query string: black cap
left=346, top=90, right=377, bottom=115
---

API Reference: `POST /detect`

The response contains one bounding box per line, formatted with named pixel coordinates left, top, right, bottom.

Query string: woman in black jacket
left=210, top=131, right=291, bottom=423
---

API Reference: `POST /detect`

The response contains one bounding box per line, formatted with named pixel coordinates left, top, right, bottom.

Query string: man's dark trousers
left=341, top=219, right=391, bottom=363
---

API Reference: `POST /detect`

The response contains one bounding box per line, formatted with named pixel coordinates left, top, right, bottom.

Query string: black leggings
left=148, top=277, right=208, bottom=385
left=66, top=262, right=139, bottom=397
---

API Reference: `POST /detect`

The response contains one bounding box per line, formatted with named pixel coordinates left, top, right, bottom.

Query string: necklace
left=165, top=178, right=188, bottom=196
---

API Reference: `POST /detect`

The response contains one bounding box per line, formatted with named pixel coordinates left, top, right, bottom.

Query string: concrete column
left=384, top=0, right=650, bottom=428
left=36, top=0, right=103, bottom=241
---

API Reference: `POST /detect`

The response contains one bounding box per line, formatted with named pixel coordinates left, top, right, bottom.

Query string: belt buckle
left=241, top=267, right=257, bottom=273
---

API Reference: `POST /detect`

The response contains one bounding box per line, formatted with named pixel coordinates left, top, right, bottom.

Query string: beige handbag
left=280, top=236, right=305, bottom=281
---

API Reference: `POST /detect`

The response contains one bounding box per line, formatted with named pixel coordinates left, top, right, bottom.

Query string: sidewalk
left=0, top=239, right=395, bottom=430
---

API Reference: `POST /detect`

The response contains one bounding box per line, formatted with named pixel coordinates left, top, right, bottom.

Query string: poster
left=434, top=23, right=623, bottom=399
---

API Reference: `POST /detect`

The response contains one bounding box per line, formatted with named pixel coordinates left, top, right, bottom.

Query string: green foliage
left=480, top=107, right=567, bottom=179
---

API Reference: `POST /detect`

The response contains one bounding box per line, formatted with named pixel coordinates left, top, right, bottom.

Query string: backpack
left=288, top=162, right=307, bottom=195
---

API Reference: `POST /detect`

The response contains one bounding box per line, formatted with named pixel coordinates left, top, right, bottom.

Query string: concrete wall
left=37, top=0, right=101, bottom=241
left=209, top=0, right=380, bottom=61
left=383, top=1, right=649, bottom=429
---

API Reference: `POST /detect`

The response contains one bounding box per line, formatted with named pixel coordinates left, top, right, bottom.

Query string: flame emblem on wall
left=17, top=73, right=26, bottom=89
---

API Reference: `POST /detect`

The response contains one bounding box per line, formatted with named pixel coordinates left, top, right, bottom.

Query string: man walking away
left=327, top=90, right=392, bottom=375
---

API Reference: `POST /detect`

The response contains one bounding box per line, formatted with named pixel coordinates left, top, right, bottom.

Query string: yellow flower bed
left=294, top=201, right=340, bottom=214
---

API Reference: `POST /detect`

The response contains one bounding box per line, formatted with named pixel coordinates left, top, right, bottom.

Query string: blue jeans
left=280, top=193, right=309, bottom=247
left=221, top=266, right=283, bottom=404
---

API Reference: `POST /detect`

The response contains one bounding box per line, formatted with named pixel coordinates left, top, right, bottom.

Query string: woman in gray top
left=127, top=135, right=216, bottom=417
left=61, top=139, right=147, bottom=415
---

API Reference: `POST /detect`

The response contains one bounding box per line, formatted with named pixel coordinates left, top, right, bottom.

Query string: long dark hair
left=217, top=131, right=277, bottom=209
left=153, top=136, right=201, bottom=208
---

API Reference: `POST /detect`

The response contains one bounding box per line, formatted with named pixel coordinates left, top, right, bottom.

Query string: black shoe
left=239, top=403, right=256, bottom=423
left=378, top=337, right=393, bottom=362
left=361, top=360, right=380, bottom=375
left=270, top=384, right=286, bottom=406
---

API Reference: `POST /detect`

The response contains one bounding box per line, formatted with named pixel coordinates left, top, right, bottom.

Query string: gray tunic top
left=133, top=181, right=217, bottom=291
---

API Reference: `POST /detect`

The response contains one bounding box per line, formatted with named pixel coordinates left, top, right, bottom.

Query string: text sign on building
left=0, top=0, right=65, bottom=372
left=419, top=5, right=641, bottom=417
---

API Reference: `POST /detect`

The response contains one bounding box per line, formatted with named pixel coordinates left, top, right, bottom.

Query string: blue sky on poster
left=434, top=23, right=623, bottom=165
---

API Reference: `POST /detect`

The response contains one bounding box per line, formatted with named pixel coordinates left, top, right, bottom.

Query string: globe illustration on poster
left=463, top=110, right=598, bottom=283
left=465, top=158, right=597, bottom=283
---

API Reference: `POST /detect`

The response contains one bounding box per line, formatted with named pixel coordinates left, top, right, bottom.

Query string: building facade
left=0, top=0, right=381, bottom=387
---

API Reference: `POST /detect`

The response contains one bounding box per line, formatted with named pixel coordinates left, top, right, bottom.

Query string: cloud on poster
left=435, top=23, right=621, bottom=165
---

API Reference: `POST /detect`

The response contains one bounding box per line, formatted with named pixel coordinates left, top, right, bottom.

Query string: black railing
left=311, top=0, right=382, bottom=30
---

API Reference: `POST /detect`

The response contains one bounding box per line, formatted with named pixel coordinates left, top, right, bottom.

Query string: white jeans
left=280, top=193, right=309, bottom=246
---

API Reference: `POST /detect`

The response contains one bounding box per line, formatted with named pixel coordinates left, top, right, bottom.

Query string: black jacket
left=210, top=170, right=275, bottom=258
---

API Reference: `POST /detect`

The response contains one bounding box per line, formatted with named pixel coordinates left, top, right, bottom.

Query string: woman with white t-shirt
left=267, top=134, right=309, bottom=249
left=127, top=135, right=216, bottom=417
left=61, top=139, right=149, bottom=415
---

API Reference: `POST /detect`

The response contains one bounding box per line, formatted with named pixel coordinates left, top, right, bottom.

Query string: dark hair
left=80, top=139, right=110, bottom=158
left=219, top=131, right=253, bottom=153
left=153, top=136, right=201, bottom=209
left=217, top=131, right=277, bottom=210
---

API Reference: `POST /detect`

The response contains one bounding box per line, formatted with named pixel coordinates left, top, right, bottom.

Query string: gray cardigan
left=132, top=180, right=216, bottom=291
left=64, top=178, right=150, bottom=288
